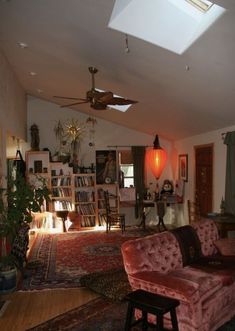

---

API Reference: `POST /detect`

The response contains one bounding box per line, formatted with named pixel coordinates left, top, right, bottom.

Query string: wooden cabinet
left=25, top=151, right=120, bottom=230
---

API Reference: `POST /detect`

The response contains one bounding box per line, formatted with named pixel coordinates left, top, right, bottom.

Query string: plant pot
left=0, top=267, right=17, bottom=294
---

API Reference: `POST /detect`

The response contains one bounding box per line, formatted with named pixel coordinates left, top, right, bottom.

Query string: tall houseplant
left=0, top=175, right=50, bottom=272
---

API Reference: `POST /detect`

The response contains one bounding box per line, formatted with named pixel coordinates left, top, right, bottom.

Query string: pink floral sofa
left=121, top=219, right=235, bottom=331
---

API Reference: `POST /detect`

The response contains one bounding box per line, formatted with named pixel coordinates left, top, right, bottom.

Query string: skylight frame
left=186, top=0, right=214, bottom=13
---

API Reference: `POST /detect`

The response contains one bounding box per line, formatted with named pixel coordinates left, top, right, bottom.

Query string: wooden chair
left=156, top=200, right=167, bottom=232
left=187, top=200, right=201, bottom=224
left=104, top=190, right=126, bottom=233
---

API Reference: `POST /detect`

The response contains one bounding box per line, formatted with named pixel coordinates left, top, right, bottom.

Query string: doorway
left=194, top=144, right=213, bottom=216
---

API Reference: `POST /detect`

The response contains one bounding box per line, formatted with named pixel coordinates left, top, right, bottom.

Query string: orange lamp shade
left=147, top=135, right=167, bottom=180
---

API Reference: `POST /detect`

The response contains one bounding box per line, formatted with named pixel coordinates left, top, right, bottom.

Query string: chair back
left=104, top=190, right=111, bottom=216
left=188, top=200, right=201, bottom=224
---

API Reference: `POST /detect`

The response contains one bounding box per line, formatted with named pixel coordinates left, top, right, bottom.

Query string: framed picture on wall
left=95, top=150, right=117, bottom=184
left=178, top=154, right=188, bottom=182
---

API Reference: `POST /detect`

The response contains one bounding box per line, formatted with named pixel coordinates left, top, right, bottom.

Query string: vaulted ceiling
left=0, top=0, right=234, bottom=141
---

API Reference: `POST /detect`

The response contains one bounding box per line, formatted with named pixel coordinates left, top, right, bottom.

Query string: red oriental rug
left=20, top=228, right=155, bottom=291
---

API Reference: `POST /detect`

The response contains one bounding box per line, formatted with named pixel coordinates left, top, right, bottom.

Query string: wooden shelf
left=26, top=151, right=120, bottom=231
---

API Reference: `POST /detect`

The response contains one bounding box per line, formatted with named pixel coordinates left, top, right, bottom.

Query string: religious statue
left=30, top=124, right=40, bottom=151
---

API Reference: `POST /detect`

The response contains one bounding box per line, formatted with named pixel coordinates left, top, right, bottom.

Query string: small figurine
left=220, top=197, right=225, bottom=215
left=161, top=179, right=174, bottom=196
left=30, top=123, right=40, bottom=151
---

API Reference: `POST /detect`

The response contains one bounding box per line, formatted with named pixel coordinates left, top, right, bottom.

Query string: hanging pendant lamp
left=147, top=135, right=167, bottom=180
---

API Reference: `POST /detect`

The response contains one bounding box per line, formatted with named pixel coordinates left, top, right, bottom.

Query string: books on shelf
left=80, top=215, right=96, bottom=227
left=75, top=191, right=95, bottom=203
left=53, top=200, right=73, bottom=211
left=74, top=175, right=94, bottom=187
left=98, top=213, right=106, bottom=226
left=76, top=203, right=96, bottom=215
left=51, top=176, right=71, bottom=186
left=52, top=187, right=72, bottom=198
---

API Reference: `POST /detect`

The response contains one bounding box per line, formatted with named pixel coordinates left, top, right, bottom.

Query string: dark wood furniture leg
left=124, top=289, right=180, bottom=331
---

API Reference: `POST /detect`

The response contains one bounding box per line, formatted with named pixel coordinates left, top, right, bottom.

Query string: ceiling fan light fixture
left=17, top=42, right=28, bottom=49
left=124, top=34, right=130, bottom=53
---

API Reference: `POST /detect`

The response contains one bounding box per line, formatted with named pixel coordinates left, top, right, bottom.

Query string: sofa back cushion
left=171, top=225, right=202, bottom=266
left=192, top=218, right=219, bottom=256
left=121, top=231, right=183, bottom=275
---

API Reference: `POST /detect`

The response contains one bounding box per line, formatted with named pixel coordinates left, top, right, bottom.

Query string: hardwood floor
left=0, top=229, right=99, bottom=330
left=0, top=287, right=99, bottom=331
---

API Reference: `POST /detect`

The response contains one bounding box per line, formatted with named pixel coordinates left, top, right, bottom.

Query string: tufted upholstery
left=121, top=218, right=235, bottom=331
left=192, top=218, right=219, bottom=256
left=122, top=231, right=182, bottom=276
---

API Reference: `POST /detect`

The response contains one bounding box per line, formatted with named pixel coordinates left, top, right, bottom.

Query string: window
left=119, top=150, right=134, bottom=188
left=120, top=164, right=134, bottom=188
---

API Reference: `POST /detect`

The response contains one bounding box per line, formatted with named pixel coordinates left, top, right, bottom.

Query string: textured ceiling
left=0, top=0, right=234, bottom=141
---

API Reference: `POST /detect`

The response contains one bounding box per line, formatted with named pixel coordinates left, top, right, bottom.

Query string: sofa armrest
left=128, top=271, right=200, bottom=303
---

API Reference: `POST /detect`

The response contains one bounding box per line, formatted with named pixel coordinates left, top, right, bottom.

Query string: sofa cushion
left=169, top=267, right=223, bottom=304
left=193, top=218, right=219, bottom=256
left=128, top=271, right=200, bottom=303
left=214, top=238, right=235, bottom=256
left=128, top=267, right=222, bottom=304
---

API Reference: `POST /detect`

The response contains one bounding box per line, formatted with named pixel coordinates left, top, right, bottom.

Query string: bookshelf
left=50, top=162, right=73, bottom=212
left=25, top=151, right=120, bottom=231
left=74, top=173, right=96, bottom=229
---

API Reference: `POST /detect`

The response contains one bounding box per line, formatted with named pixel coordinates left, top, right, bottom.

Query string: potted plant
left=0, top=175, right=50, bottom=293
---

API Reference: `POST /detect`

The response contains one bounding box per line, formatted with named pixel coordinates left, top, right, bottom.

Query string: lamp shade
left=147, top=135, right=167, bottom=180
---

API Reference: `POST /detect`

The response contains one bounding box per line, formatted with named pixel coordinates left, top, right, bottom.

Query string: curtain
left=132, top=146, right=146, bottom=218
left=224, top=131, right=235, bottom=215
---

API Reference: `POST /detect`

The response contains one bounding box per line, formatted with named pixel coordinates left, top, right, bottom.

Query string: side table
left=124, top=289, right=180, bottom=331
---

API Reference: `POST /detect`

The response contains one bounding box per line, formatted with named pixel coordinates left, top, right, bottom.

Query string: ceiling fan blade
left=105, top=97, right=138, bottom=106
left=60, top=100, right=88, bottom=108
left=54, top=96, right=87, bottom=101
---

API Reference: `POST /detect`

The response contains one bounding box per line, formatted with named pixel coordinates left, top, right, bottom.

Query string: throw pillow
left=214, top=238, right=235, bottom=256
left=80, top=268, right=131, bottom=301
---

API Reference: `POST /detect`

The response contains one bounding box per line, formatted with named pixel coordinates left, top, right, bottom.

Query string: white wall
left=0, top=50, right=27, bottom=180
left=174, top=125, right=235, bottom=224
left=27, top=97, right=174, bottom=225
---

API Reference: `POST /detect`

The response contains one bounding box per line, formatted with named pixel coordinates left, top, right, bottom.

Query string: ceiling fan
left=54, top=67, right=138, bottom=110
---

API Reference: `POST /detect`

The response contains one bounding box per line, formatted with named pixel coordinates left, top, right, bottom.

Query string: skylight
left=108, top=0, right=226, bottom=54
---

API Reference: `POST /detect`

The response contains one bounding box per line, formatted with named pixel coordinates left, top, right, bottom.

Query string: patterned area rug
left=20, top=227, right=156, bottom=291
left=26, top=296, right=235, bottom=331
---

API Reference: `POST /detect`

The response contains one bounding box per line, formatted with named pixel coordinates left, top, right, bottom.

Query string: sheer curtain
left=131, top=146, right=146, bottom=218
left=224, top=131, right=235, bottom=215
